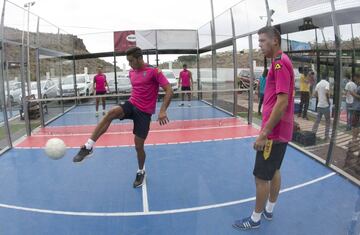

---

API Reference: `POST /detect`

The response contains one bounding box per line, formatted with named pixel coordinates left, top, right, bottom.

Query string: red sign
left=114, top=31, right=136, bottom=53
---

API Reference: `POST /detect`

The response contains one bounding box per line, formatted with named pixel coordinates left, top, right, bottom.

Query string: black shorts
left=119, top=101, right=152, bottom=139
left=253, top=142, right=288, bottom=181
left=181, top=87, right=191, bottom=91
left=96, top=91, right=107, bottom=95
left=352, top=111, right=360, bottom=128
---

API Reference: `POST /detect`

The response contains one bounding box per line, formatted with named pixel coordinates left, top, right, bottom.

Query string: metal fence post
left=0, top=0, right=13, bottom=147
left=248, top=35, right=255, bottom=124
left=57, top=28, right=64, bottom=113
left=230, top=8, right=238, bottom=117
left=155, top=30, right=159, bottom=67
left=35, top=17, right=45, bottom=127
left=20, top=45, right=31, bottom=136
left=210, top=0, right=217, bottom=106
left=4, top=61, right=12, bottom=117
left=114, top=52, right=119, bottom=103
left=326, top=0, right=342, bottom=166
left=196, top=30, right=201, bottom=100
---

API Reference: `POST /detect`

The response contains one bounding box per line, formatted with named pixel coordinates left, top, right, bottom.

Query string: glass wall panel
left=214, top=10, right=232, bottom=43
left=332, top=21, right=360, bottom=180
left=199, top=51, right=213, bottom=104
left=269, top=0, right=332, bottom=26
left=3, top=43, right=28, bottom=144
left=198, top=22, right=212, bottom=49
left=232, top=0, right=267, bottom=37
left=158, top=53, right=198, bottom=100
left=236, top=37, right=253, bottom=121
left=215, top=46, right=234, bottom=113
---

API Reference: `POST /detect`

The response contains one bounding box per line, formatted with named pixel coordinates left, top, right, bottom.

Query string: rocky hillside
left=160, top=37, right=360, bottom=70
left=4, top=27, right=115, bottom=81
left=159, top=51, right=266, bottom=69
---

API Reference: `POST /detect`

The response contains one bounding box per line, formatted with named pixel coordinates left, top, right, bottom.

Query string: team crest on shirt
left=275, top=63, right=282, bottom=70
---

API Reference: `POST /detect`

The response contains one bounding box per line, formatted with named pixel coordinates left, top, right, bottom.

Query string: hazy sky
left=15, top=0, right=243, bottom=34
left=7, top=0, right=246, bottom=67
left=6, top=0, right=358, bottom=68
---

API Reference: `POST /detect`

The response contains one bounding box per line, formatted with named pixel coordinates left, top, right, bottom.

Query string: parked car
left=108, top=74, right=132, bottom=94
left=17, top=80, right=54, bottom=116
left=161, top=69, right=178, bottom=91
left=237, top=69, right=262, bottom=90
left=60, top=74, right=93, bottom=97
left=5, top=81, right=23, bottom=104
left=17, top=79, right=57, bottom=114
left=30, top=80, right=58, bottom=99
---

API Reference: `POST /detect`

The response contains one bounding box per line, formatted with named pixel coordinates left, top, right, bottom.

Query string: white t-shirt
left=345, top=81, right=357, bottom=104
left=315, top=79, right=330, bottom=108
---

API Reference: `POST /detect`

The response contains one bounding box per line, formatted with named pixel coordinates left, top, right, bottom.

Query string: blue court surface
left=48, top=101, right=229, bottom=127
left=0, top=101, right=359, bottom=235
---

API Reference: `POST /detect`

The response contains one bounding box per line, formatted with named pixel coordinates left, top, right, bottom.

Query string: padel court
left=0, top=101, right=357, bottom=235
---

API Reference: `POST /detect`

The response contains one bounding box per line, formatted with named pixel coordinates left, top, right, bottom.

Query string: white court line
left=0, top=172, right=336, bottom=217
left=142, top=166, right=149, bottom=213
left=45, top=117, right=237, bottom=129
left=15, top=135, right=259, bottom=149
left=33, top=125, right=249, bottom=137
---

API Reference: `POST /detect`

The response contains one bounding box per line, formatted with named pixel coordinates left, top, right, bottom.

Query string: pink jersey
left=94, top=74, right=107, bottom=92
left=179, top=69, right=191, bottom=87
left=129, top=66, right=170, bottom=114
left=262, top=51, right=295, bottom=142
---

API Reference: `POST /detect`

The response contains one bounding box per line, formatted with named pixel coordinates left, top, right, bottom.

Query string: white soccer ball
left=45, top=138, right=66, bottom=160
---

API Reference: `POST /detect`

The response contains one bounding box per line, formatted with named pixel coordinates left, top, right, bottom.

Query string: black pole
left=155, top=31, right=159, bottom=67
left=72, top=58, right=77, bottom=105
left=114, top=52, right=119, bottom=103
left=196, top=30, right=201, bottom=100
left=351, top=24, right=356, bottom=77
left=315, top=29, right=321, bottom=83
left=210, top=0, right=217, bottom=106
left=326, top=0, right=342, bottom=166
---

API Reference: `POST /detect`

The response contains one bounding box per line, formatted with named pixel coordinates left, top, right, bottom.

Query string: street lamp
left=23, top=1, right=35, bottom=95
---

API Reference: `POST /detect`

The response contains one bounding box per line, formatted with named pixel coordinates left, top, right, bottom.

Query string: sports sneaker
left=73, top=146, right=93, bottom=163
left=233, top=217, right=260, bottom=230
left=95, top=112, right=99, bottom=117
left=178, top=103, right=184, bottom=107
left=133, top=171, right=146, bottom=188
left=102, top=110, right=106, bottom=115
left=188, top=103, right=191, bottom=107
left=262, top=209, right=273, bottom=221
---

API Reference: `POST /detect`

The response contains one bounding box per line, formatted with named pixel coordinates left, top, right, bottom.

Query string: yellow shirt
left=299, top=74, right=310, bottom=92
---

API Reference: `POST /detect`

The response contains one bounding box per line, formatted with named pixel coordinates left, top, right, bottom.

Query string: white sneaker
left=188, top=103, right=191, bottom=107
left=95, top=112, right=99, bottom=117
left=178, top=103, right=184, bottom=107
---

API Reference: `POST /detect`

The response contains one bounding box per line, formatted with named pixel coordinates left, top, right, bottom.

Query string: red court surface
left=15, top=118, right=259, bottom=148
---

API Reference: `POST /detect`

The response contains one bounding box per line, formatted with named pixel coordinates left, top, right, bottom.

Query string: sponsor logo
left=126, top=34, right=136, bottom=42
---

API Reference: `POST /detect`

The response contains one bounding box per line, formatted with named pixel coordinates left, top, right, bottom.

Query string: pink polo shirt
left=94, top=74, right=107, bottom=92
left=179, top=69, right=191, bottom=87
left=262, top=51, right=295, bottom=142
left=129, top=66, right=170, bottom=114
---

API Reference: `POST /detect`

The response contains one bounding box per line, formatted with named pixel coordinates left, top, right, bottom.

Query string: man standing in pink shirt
left=73, top=47, right=173, bottom=188
left=178, top=64, right=193, bottom=107
left=233, top=26, right=294, bottom=230
left=93, top=66, right=109, bottom=117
